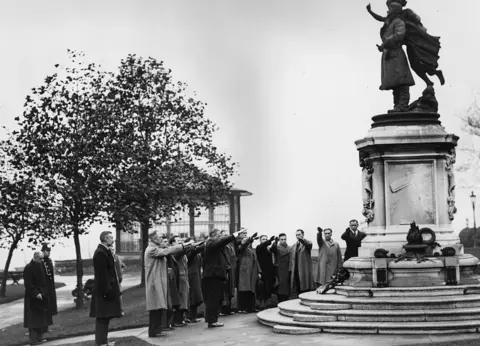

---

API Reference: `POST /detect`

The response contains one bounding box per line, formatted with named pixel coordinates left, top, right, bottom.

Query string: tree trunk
left=139, top=215, right=150, bottom=287
left=73, top=223, right=84, bottom=309
left=0, top=239, right=19, bottom=298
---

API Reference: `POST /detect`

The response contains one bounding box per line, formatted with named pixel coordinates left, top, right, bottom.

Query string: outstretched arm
left=366, top=3, right=386, bottom=22
left=317, top=227, right=324, bottom=248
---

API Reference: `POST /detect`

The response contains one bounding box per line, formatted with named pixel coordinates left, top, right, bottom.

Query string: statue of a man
left=367, top=1, right=445, bottom=113
left=376, top=2, right=415, bottom=112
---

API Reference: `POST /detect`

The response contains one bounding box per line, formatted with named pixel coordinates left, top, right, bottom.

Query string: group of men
left=23, top=219, right=366, bottom=345
left=143, top=227, right=265, bottom=339
left=23, top=244, right=57, bottom=345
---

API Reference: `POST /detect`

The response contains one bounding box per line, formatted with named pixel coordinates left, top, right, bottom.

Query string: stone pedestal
left=355, top=112, right=461, bottom=256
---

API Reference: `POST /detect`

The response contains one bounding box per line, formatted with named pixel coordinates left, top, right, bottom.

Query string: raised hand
left=269, top=236, right=275, bottom=242
left=317, top=227, right=323, bottom=233
left=366, top=3, right=371, bottom=11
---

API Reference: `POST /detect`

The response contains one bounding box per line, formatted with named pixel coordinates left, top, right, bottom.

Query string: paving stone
left=273, top=325, right=322, bottom=335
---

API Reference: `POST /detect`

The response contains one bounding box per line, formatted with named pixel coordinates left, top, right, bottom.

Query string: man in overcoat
left=41, top=243, right=57, bottom=334
left=341, top=219, right=367, bottom=261
left=170, top=236, right=190, bottom=327
left=256, top=235, right=276, bottom=310
left=202, top=228, right=241, bottom=328
left=237, top=232, right=261, bottom=313
left=270, top=233, right=291, bottom=303
left=290, top=229, right=314, bottom=296
left=315, top=227, right=343, bottom=286
left=220, top=229, right=236, bottom=315
left=144, top=231, right=192, bottom=337
left=24, top=251, right=49, bottom=345
left=185, top=237, right=204, bottom=323
left=89, top=231, right=123, bottom=346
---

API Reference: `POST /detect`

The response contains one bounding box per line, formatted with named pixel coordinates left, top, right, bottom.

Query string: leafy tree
left=108, top=55, right=236, bottom=285
left=0, top=137, right=62, bottom=297
left=15, top=50, right=118, bottom=308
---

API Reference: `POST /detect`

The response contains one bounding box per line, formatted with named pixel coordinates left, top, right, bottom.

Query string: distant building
left=115, top=187, right=252, bottom=254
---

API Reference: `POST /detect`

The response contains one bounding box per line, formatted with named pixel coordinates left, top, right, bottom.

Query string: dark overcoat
left=42, top=257, right=58, bottom=317
left=289, top=239, right=314, bottom=292
left=89, top=244, right=123, bottom=319
left=256, top=240, right=275, bottom=300
left=202, top=234, right=235, bottom=280
left=271, top=242, right=291, bottom=297
left=167, top=255, right=181, bottom=309
left=23, top=260, right=50, bottom=329
left=187, top=244, right=204, bottom=308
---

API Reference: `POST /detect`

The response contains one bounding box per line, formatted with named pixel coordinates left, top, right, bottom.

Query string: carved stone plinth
left=355, top=111, right=460, bottom=256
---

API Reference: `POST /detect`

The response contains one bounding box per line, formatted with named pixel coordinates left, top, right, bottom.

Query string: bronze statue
left=367, top=1, right=445, bottom=112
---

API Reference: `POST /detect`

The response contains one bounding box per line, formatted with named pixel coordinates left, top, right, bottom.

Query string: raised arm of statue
left=366, top=3, right=386, bottom=22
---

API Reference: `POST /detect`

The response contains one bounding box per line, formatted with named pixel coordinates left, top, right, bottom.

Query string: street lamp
left=471, top=191, right=477, bottom=247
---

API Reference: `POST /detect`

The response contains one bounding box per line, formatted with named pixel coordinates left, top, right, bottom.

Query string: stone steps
left=258, top=308, right=480, bottom=334
left=299, top=291, right=480, bottom=310
left=335, top=284, right=480, bottom=297
left=279, top=299, right=480, bottom=322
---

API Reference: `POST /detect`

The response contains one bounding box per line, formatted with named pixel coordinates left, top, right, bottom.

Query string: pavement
left=0, top=273, right=140, bottom=330
left=5, top=274, right=480, bottom=346
left=35, top=312, right=480, bottom=346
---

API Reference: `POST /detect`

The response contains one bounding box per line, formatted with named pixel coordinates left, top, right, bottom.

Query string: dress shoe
left=162, top=326, right=175, bottom=331
left=208, top=322, right=224, bottom=328
left=173, top=322, right=186, bottom=327
left=148, top=332, right=166, bottom=337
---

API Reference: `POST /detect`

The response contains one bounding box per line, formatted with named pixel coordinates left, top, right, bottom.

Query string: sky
left=1, top=0, right=480, bottom=265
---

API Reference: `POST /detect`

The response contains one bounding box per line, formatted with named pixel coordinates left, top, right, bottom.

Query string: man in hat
left=24, top=251, right=49, bottom=345
left=202, top=228, right=243, bottom=328
left=41, top=244, right=57, bottom=333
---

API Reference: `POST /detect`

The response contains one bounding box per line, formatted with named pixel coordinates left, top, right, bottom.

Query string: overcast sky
left=1, top=0, right=480, bottom=264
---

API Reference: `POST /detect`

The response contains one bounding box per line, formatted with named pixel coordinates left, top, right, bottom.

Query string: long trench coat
left=271, top=242, right=291, bottom=297
left=315, top=232, right=343, bottom=285
left=144, top=242, right=185, bottom=311
left=89, top=244, right=123, bottom=319
left=175, top=254, right=189, bottom=311
left=380, top=15, right=415, bottom=90
left=290, top=239, right=314, bottom=292
left=187, top=245, right=204, bottom=308
left=237, top=239, right=261, bottom=293
left=24, top=260, right=49, bottom=329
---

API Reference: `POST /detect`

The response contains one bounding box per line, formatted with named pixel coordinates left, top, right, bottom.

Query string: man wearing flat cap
left=41, top=244, right=57, bottom=333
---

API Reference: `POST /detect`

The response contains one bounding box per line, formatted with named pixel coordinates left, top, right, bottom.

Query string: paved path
left=0, top=273, right=140, bottom=330
left=36, top=312, right=480, bottom=346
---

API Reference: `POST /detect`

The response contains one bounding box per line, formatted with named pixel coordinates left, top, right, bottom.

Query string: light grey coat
left=144, top=242, right=185, bottom=311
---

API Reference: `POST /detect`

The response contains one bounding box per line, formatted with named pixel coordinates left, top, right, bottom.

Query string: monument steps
left=279, top=299, right=480, bottom=322
left=258, top=308, right=480, bottom=334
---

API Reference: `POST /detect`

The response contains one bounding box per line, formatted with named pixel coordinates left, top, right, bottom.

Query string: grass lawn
left=0, top=282, right=66, bottom=305
left=0, top=285, right=150, bottom=346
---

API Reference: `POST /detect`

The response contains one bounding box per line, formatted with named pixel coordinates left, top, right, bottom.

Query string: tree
left=107, top=55, right=236, bottom=285
left=15, top=50, right=119, bottom=308
left=0, top=137, right=62, bottom=297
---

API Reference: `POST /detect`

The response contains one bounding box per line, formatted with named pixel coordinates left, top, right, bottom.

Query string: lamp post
left=471, top=191, right=477, bottom=247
